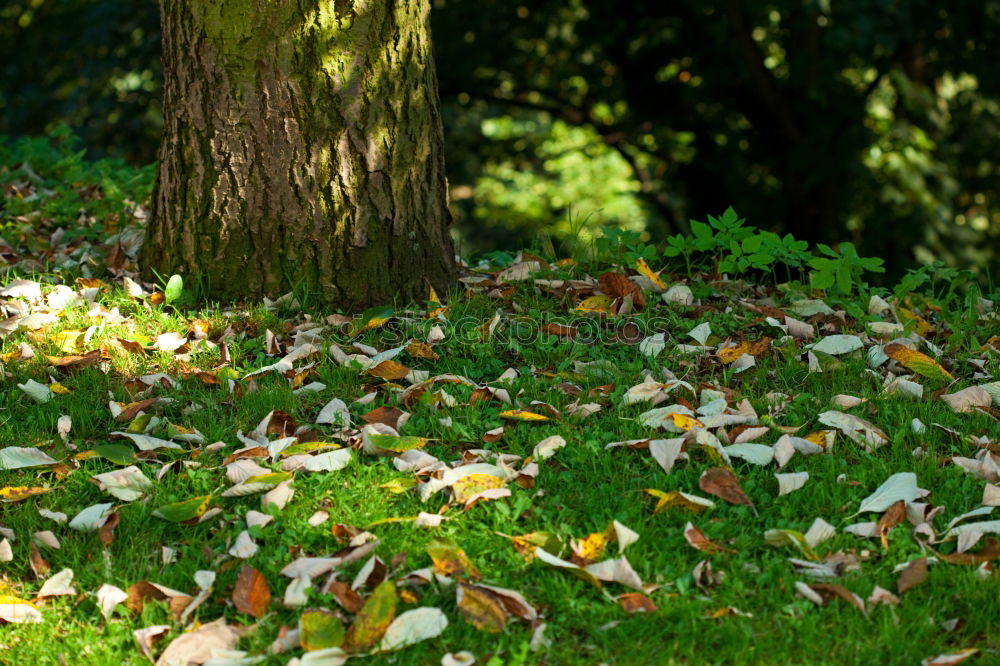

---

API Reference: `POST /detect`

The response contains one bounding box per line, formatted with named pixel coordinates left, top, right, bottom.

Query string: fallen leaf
left=344, top=580, right=397, bottom=652
left=378, top=607, right=448, bottom=651
left=232, top=565, right=270, bottom=619
left=699, top=467, right=754, bottom=507
left=897, top=556, right=928, bottom=594
left=683, top=522, right=731, bottom=554
left=300, top=608, right=345, bottom=650
left=618, top=592, right=658, bottom=613
left=154, top=618, right=240, bottom=666
left=457, top=583, right=506, bottom=632
left=427, top=537, right=480, bottom=579
left=884, top=343, right=954, bottom=382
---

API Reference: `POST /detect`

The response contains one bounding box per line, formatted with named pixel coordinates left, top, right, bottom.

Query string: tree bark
left=142, top=0, right=455, bottom=309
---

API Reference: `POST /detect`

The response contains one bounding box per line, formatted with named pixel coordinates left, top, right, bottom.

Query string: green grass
left=0, top=262, right=998, bottom=666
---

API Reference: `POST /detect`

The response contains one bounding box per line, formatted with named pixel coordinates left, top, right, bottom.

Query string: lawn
left=1, top=142, right=999, bottom=666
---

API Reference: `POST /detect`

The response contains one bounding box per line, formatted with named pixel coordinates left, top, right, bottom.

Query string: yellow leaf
left=572, top=526, right=613, bottom=562
left=499, top=409, right=549, bottom=422
left=575, top=294, right=613, bottom=314
left=49, top=383, right=71, bottom=395
left=378, top=478, right=418, bottom=494
left=884, top=343, right=954, bottom=382
left=804, top=430, right=834, bottom=449
left=457, top=584, right=506, bottom=632
left=645, top=489, right=715, bottom=514
left=427, top=537, right=479, bottom=579
left=635, top=258, right=666, bottom=289
left=406, top=340, right=439, bottom=360
left=669, top=413, right=704, bottom=431
left=0, top=486, right=52, bottom=502
left=896, top=307, right=932, bottom=337
left=716, top=341, right=749, bottom=364
left=428, top=285, right=441, bottom=305
left=52, top=330, right=86, bottom=354
left=452, top=474, right=506, bottom=503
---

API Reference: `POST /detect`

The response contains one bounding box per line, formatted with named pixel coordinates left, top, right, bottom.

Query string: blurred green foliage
left=2, top=0, right=999, bottom=282
left=0, top=126, right=155, bottom=247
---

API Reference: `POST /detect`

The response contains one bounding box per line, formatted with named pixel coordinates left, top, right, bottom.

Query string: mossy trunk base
left=141, top=0, right=455, bottom=309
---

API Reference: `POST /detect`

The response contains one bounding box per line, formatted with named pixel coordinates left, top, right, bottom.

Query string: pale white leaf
left=856, top=472, right=920, bottom=514
left=378, top=607, right=449, bottom=651
left=639, top=333, right=666, bottom=359
left=533, top=435, right=566, bottom=461
left=941, top=386, right=992, bottom=413
left=17, top=378, right=52, bottom=403
left=38, top=568, right=75, bottom=598
left=725, top=443, right=774, bottom=466
left=687, top=322, right=711, bottom=346
left=804, top=518, right=836, bottom=549
left=91, top=465, right=153, bottom=501
left=0, top=446, right=57, bottom=470
left=811, top=335, right=863, bottom=355
left=69, top=502, right=114, bottom=532
left=228, top=531, right=258, bottom=559
left=316, top=398, right=351, bottom=426
left=97, top=583, right=128, bottom=620
left=110, top=432, right=183, bottom=451
left=303, top=449, right=352, bottom=472
left=776, top=472, right=809, bottom=496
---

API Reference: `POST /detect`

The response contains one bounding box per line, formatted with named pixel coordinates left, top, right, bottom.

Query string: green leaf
left=836, top=266, right=852, bottom=294
left=164, top=274, right=183, bottom=304
left=810, top=270, right=835, bottom=290
left=300, top=608, right=345, bottom=650
left=690, top=220, right=713, bottom=241
left=153, top=495, right=211, bottom=522
left=94, top=443, right=137, bottom=466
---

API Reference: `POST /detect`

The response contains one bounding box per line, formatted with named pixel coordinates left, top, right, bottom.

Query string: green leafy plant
left=594, top=226, right=655, bottom=265
left=809, top=242, right=885, bottom=295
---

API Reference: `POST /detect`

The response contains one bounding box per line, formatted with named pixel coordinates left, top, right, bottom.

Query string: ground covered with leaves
left=2, top=139, right=1000, bottom=665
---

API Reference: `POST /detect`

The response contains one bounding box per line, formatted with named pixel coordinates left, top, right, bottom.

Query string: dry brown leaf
left=98, top=511, right=120, bottom=546
left=541, top=323, right=578, bottom=339
left=698, top=467, right=754, bottom=508
left=368, top=360, right=411, bottom=381
left=29, top=542, right=50, bottom=576
left=232, top=564, right=270, bottom=619
left=939, top=537, right=1000, bottom=565
left=598, top=272, right=646, bottom=308
left=877, top=500, right=907, bottom=549
left=45, top=349, right=103, bottom=372
left=618, top=592, right=658, bottom=613
left=808, top=583, right=866, bottom=613
left=363, top=406, right=405, bottom=429
left=897, top=556, right=928, bottom=594
left=683, top=522, right=731, bottom=554
left=322, top=578, right=365, bottom=614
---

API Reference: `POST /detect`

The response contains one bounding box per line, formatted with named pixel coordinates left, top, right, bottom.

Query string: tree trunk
left=141, top=0, right=455, bottom=309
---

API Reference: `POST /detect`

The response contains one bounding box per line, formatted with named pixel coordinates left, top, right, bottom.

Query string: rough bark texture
left=142, top=0, right=455, bottom=309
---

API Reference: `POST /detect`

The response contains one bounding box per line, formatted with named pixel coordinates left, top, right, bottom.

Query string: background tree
left=139, top=0, right=455, bottom=307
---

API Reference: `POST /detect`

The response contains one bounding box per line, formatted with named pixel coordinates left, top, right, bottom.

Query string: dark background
left=2, top=0, right=999, bottom=280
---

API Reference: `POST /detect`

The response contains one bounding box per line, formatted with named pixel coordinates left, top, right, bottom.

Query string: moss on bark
left=142, top=0, right=455, bottom=309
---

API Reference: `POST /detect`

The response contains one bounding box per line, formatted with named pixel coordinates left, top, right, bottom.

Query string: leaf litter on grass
left=0, top=240, right=997, bottom=664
